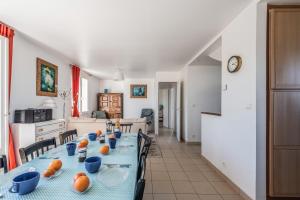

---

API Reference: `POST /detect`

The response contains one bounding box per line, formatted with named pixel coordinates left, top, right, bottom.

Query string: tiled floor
left=144, top=128, right=244, bottom=200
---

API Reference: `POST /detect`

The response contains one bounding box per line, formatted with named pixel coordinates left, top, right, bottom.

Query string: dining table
left=0, top=133, right=138, bottom=200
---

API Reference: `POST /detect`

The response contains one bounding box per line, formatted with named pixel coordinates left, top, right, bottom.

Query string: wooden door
left=268, top=6, right=300, bottom=198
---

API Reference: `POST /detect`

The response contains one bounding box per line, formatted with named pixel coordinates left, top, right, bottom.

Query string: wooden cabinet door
left=98, top=93, right=123, bottom=118
left=268, top=6, right=300, bottom=198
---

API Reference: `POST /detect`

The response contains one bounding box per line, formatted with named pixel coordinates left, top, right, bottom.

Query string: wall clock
left=227, top=56, right=242, bottom=73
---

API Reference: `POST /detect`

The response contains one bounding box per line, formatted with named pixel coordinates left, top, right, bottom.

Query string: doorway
left=158, top=82, right=177, bottom=137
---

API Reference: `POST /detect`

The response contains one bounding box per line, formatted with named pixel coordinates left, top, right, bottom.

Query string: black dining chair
left=135, top=152, right=147, bottom=200
left=137, top=129, right=143, bottom=160
left=106, top=121, right=113, bottom=132
left=0, top=154, right=8, bottom=173
left=59, top=129, right=78, bottom=145
left=112, top=122, right=133, bottom=133
left=19, top=137, right=57, bottom=164
left=138, top=132, right=152, bottom=162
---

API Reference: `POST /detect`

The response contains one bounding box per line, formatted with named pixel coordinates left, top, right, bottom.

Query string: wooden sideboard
left=97, top=93, right=123, bottom=119
left=12, top=119, right=65, bottom=165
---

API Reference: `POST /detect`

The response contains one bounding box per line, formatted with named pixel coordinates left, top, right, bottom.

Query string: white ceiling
left=0, top=0, right=252, bottom=79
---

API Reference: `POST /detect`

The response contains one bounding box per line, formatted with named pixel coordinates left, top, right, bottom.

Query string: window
left=0, top=36, right=8, bottom=154
left=80, top=78, right=88, bottom=112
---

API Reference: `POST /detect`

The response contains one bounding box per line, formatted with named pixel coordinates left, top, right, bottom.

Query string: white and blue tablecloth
left=0, top=133, right=137, bottom=200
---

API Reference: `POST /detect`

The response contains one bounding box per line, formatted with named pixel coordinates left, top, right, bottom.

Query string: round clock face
left=227, top=56, right=242, bottom=73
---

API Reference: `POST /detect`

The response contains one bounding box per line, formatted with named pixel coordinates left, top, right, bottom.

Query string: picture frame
left=36, top=58, right=58, bottom=97
left=130, top=84, right=147, bottom=98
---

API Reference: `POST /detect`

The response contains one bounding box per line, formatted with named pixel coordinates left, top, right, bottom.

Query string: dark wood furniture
left=97, top=93, right=123, bottom=119
left=0, top=155, right=8, bottom=173
left=268, top=5, right=300, bottom=198
left=19, top=137, right=57, bottom=163
left=59, top=129, right=78, bottom=145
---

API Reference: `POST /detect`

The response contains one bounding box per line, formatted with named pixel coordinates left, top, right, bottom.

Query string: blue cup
left=115, top=131, right=122, bottom=139
left=66, top=142, right=77, bottom=156
left=88, top=133, right=97, bottom=141
left=85, top=156, right=101, bottom=173
left=9, top=171, right=40, bottom=195
left=109, top=138, right=117, bottom=149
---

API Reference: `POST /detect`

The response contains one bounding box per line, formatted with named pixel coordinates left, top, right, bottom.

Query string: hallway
left=144, top=128, right=244, bottom=200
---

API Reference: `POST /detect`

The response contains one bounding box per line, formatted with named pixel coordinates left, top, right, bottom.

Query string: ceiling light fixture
left=113, top=69, right=124, bottom=81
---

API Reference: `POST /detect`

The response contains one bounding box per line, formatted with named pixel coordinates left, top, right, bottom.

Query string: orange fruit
left=73, top=176, right=90, bottom=192
left=73, top=172, right=87, bottom=182
left=96, top=130, right=102, bottom=136
left=78, top=139, right=89, bottom=148
left=43, top=168, right=55, bottom=177
left=99, top=145, right=109, bottom=155
left=49, top=160, right=62, bottom=171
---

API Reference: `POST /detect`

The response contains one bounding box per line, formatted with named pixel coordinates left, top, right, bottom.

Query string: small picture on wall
left=36, top=58, right=58, bottom=97
left=130, top=84, right=147, bottom=98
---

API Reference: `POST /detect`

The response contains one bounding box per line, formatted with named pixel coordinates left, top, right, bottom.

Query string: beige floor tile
left=178, top=158, right=195, bottom=165
left=153, top=194, right=177, bottom=200
left=210, top=182, right=238, bottom=195
left=198, top=194, right=223, bottom=200
left=143, top=194, right=154, bottom=200
left=221, top=194, right=244, bottom=200
left=176, top=194, right=200, bottom=200
left=151, top=163, right=167, bottom=171
left=145, top=170, right=152, bottom=180
left=202, top=171, right=224, bottom=181
left=171, top=181, right=196, bottom=194
left=168, top=171, right=189, bottom=181
left=185, top=172, right=208, bottom=182
left=163, top=158, right=179, bottom=164
left=151, top=158, right=164, bottom=163
left=165, top=163, right=183, bottom=171
left=145, top=181, right=153, bottom=193
left=152, top=181, right=174, bottom=194
left=197, top=165, right=214, bottom=172
left=192, top=159, right=207, bottom=165
left=191, top=182, right=217, bottom=194
left=181, top=164, right=200, bottom=172
left=152, top=171, right=170, bottom=181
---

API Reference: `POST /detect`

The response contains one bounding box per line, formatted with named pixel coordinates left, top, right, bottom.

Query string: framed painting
left=36, top=58, right=58, bottom=97
left=130, top=84, right=147, bottom=98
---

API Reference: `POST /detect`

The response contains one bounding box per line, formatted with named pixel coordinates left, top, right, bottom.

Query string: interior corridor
left=144, top=129, right=244, bottom=200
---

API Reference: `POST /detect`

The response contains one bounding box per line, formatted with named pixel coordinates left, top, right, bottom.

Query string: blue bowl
left=109, top=138, right=117, bottom=149
left=10, top=171, right=40, bottom=195
left=115, top=131, right=122, bottom=139
left=66, top=142, right=77, bottom=156
left=85, top=156, right=101, bottom=173
left=88, top=133, right=97, bottom=141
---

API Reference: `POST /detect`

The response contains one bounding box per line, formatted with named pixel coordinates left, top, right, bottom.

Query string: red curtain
left=72, top=65, right=80, bottom=117
left=0, top=23, right=17, bottom=170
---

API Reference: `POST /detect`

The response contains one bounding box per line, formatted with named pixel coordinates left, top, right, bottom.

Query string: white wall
left=182, top=65, right=221, bottom=142
left=99, top=79, right=155, bottom=118
left=10, top=32, right=100, bottom=121
left=201, top=1, right=258, bottom=199
left=169, top=87, right=176, bottom=130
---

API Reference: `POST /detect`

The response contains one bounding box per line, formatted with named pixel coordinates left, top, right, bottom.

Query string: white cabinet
left=12, top=119, right=65, bottom=165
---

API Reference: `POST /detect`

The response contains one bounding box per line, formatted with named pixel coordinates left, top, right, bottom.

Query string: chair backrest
left=19, top=137, right=57, bottom=164
left=112, top=123, right=133, bottom=133
left=138, top=133, right=152, bottom=162
left=59, top=129, right=78, bottom=145
left=137, top=129, right=143, bottom=160
left=134, top=179, right=145, bottom=200
left=106, top=121, right=113, bottom=132
left=0, top=155, right=8, bottom=173
left=135, top=152, right=146, bottom=200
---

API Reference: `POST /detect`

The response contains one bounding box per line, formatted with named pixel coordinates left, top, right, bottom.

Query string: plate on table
left=44, top=169, right=64, bottom=180
left=96, top=166, right=129, bottom=187
left=71, top=179, right=93, bottom=194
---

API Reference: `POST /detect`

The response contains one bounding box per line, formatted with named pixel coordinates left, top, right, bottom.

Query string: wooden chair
left=135, top=153, right=146, bottom=200
left=0, top=154, right=8, bottom=173
left=19, top=137, right=57, bottom=164
left=59, top=129, right=78, bottom=145
left=112, top=122, right=133, bottom=133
